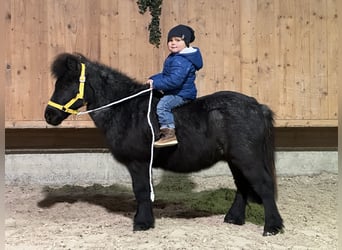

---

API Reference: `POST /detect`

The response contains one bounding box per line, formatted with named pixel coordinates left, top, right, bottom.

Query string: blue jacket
left=150, top=47, right=203, bottom=100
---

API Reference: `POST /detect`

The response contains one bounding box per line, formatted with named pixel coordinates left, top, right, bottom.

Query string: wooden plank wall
left=5, top=0, right=338, bottom=128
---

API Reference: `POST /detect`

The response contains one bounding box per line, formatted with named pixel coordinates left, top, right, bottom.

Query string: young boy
left=147, top=24, right=203, bottom=148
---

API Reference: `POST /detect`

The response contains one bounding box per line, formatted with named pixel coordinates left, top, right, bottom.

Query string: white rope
left=77, top=88, right=152, bottom=115
left=77, top=87, right=155, bottom=202
left=146, top=89, right=155, bottom=202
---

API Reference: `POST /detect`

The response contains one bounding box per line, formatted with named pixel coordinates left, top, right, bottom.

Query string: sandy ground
left=5, top=173, right=337, bottom=250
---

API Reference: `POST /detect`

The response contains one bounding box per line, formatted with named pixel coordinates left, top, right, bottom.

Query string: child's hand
left=146, top=79, right=153, bottom=89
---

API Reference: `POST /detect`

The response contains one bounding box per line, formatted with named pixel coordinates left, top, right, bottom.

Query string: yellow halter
left=48, top=63, right=86, bottom=115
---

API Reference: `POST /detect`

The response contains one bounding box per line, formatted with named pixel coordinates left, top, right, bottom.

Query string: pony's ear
left=66, top=56, right=79, bottom=72
left=51, top=53, right=80, bottom=79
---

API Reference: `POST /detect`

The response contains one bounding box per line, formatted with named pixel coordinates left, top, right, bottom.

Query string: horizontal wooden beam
left=6, top=119, right=338, bottom=129
left=5, top=127, right=337, bottom=151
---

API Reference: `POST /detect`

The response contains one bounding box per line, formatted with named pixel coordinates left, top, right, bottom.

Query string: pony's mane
left=51, top=53, right=142, bottom=88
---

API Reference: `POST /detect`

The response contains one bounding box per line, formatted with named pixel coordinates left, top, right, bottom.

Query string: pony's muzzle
left=44, top=106, right=69, bottom=126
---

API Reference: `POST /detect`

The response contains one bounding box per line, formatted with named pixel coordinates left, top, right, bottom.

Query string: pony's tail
left=261, top=105, right=278, bottom=200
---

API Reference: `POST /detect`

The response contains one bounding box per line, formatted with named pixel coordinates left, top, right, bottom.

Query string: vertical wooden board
left=47, top=0, right=88, bottom=55
left=83, top=0, right=101, bottom=60
left=5, top=0, right=13, bottom=122
left=213, top=1, right=226, bottom=94
left=117, top=0, right=138, bottom=79
left=7, top=0, right=48, bottom=122
left=118, top=0, right=133, bottom=76
left=122, top=0, right=157, bottom=82
left=28, top=0, right=49, bottom=121
left=53, top=0, right=77, bottom=52
left=154, top=0, right=171, bottom=74
left=189, top=0, right=212, bottom=96
left=99, top=0, right=119, bottom=67
left=46, top=1, right=65, bottom=59
left=167, top=0, right=188, bottom=25
left=309, top=0, right=329, bottom=119
left=68, top=0, right=87, bottom=54
left=272, top=0, right=284, bottom=118
left=216, top=0, right=237, bottom=94
left=223, top=0, right=242, bottom=93
left=271, top=0, right=283, bottom=118
left=201, top=1, right=225, bottom=95
left=326, top=0, right=338, bottom=120
left=272, top=0, right=281, bottom=118
left=70, top=0, right=85, bottom=53
left=240, top=0, right=258, bottom=97
left=293, top=0, right=311, bottom=119
left=130, top=2, right=155, bottom=82
left=185, top=1, right=206, bottom=46
left=184, top=1, right=207, bottom=96
left=255, top=0, right=277, bottom=107
left=274, top=0, right=297, bottom=119
left=48, top=0, right=89, bottom=55
left=7, top=0, right=26, bottom=122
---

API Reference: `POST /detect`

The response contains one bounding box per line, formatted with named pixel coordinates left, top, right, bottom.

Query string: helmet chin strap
left=48, top=63, right=86, bottom=115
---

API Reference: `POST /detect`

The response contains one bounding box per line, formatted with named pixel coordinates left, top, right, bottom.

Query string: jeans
left=156, top=95, right=187, bottom=129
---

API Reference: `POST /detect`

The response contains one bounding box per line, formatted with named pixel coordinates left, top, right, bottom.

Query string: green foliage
left=137, top=0, right=163, bottom=47
left=154, top=175, right=264, bottom=225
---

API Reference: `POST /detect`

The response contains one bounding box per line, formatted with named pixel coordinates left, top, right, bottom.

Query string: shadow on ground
left=37, top=174, right=264, bottom=225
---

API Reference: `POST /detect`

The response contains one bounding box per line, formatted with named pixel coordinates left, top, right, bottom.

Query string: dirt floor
left=5, top=173, right=337, bottom=250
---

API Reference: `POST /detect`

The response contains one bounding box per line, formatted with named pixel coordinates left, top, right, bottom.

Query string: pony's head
left=45, top=53, right=87, bottom=126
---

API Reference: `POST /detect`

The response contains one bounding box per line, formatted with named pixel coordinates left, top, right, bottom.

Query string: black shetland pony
left=45, top=53, right=284, bottom=236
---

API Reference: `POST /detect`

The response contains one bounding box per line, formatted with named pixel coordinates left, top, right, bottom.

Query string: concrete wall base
left=5, top=151, right=338, bottom=185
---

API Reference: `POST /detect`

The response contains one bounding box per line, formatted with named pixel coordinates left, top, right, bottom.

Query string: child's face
left=167, top=37, right=187, bottom=53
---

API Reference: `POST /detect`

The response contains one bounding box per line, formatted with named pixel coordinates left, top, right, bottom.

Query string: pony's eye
left=55, top=81, right=67, bottom=90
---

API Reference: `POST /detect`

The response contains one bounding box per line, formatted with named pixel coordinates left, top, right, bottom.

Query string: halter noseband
left=48, top=63, right=86, bottom=115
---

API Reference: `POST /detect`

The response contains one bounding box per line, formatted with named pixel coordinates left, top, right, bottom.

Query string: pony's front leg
left=127, top=161, right=154, bottom=231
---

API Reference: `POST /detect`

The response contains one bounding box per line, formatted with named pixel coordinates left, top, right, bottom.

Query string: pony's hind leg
left=244, top=160, right=283, bottom=235
left=243, top=163, right=283, bottom=236
left=224, top=163, right=248, bottom=225
left=227, top=158, right=283, bottom=236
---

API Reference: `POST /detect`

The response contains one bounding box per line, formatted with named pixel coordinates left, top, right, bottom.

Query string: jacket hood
left=177, top=47, right=203, bottom=70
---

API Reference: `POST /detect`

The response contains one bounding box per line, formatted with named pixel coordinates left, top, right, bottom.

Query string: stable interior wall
left=5, top=0, right=338, bottom=129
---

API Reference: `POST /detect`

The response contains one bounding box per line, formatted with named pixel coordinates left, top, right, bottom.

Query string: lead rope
left=146, top=88, right=155, bottom=202
left=77, top=88, right=155, bottom=202
left=77, top=88, right=152, bottom=115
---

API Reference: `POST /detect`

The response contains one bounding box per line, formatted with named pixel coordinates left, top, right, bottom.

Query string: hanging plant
left=137, top=0, right=163, bottom=48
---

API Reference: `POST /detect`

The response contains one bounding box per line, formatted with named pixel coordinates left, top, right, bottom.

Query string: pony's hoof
left=224, top=217, right=245, bottom=225
left=133, top=223, right=155, bottom=231
left=263, top=227, right=284, bottom=236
